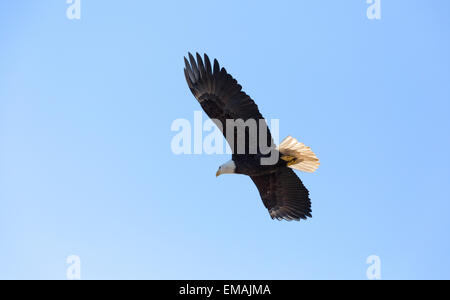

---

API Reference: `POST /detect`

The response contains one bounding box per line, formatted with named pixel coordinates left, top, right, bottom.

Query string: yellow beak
left=216, top=170, right=221, bottom=177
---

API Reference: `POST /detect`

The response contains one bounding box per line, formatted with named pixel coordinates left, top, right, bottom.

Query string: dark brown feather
left=183, top=53, right=272, bottom=154
left=251, top=168, right=312, bottom=221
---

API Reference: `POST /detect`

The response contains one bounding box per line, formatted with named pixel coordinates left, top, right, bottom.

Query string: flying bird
left=184, top=53, right=319, bottom=221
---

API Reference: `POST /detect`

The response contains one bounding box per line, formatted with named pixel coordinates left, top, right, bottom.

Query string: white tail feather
left=277, top=136, right=320, bottom=173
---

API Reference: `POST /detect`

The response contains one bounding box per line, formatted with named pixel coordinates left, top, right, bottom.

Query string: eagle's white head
left=216, top=160, right=236, bottom=177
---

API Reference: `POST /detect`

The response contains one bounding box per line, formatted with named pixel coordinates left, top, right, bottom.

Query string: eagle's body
left=184, top=53, right=319, bottom=221
left=233, top=154, right=287, bottom=176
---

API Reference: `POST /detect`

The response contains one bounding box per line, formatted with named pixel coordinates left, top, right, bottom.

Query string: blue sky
left=1, top=1, right=449, bottom=280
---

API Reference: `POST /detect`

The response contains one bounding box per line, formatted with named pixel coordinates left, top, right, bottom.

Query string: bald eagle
left=184, top=53, right=319, bottom=221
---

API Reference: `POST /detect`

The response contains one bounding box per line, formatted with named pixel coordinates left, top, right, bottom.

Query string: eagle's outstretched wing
left=184, top=53, right=273, bottom=154
left=251, top=168, right=312, bottom=221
